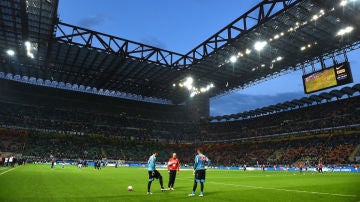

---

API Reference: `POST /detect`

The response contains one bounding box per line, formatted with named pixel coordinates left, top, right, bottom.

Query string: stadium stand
left=0, top=79, right=359, bottom=167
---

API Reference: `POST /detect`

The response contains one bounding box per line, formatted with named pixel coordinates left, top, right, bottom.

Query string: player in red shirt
left=167, top=153, right=180, bottom=190
left=318, top=162, right=323, bottom=173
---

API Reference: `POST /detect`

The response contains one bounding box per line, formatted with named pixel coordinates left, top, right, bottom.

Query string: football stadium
left=0, top=0, right=360, bottom=201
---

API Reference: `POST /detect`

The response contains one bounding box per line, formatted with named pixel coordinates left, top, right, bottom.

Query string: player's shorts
left=195, top=169, right=206, bottom=183
left=148, top=170, right=162, bottom=181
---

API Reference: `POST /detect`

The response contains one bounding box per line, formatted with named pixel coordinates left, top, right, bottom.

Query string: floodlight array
left=219, top=1, right=356, bottom=73
left=175, top=77, right=215, bottom=98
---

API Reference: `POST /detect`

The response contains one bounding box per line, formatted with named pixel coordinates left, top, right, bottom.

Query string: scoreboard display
left=302, top=62, right=353, bottom=94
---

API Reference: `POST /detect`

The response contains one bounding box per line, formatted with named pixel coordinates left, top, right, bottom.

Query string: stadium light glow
left=300, top=46, right=306, bottom=51
left=25, top=41, right=31, bottom=48
left=183, top=77, right=193, bottom=90
left=230, top=55, right=237, bottom=63
left=340, top=0, right=347, bottom=6
left=178, top=76, right=214, bottom=97
left=245, top=49, right=251, bottom=54
left=6, top=49, right=15, bottom=56
left=254, top=41, right=267, bottom=51
left=336, top=26, right=354, bottom=36
left=312, top=14, right=319, bottom=21
left=28, top=52, right=34, bottom=59
left=25, top=41, right=35, bottom=59
left=276, top=56, right=283, bottom=61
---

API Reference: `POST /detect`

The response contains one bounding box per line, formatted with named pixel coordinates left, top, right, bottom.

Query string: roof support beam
left=173, top=0, right=302, bottom=69
left=54, top=22, right=187, bottom=69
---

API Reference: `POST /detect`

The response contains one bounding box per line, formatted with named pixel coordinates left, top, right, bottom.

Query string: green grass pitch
left=0, top=164, right=359, bottom=202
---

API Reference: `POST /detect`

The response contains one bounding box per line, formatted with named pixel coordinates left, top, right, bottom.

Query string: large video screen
left=302, top=62, right=353, bottom=94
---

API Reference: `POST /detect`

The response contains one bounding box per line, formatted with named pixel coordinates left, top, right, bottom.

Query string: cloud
left=77, top=15, right=111, bottom=28
left=140, top=36, right=167, bottom=49
left=210, top=91, right=305, bottom=116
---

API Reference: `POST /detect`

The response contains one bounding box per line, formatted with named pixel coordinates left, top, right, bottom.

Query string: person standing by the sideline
left=188, top=148, right=210, bottom=197
left=167, top=153, right=180, bottom=190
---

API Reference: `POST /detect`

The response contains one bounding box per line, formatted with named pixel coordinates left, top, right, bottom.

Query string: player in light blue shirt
left=194, top=152, right=210, bottom=170
left=148, top=153, right=157, bottom=171
left=189, top=148, right=210, bottom=197
left=147, top=151, right=166, bottom=194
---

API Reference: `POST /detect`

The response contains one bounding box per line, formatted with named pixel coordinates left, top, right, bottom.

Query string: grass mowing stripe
left=209, top=181, right=357, bottom=197
left=0, top=165, right=358, bottom=202
left=177, top=176, right=357, bottom=198
left=0, top=167, right=17, bottom=176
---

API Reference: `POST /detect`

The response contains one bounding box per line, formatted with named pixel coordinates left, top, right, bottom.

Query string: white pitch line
left=0, top=167, right=17, bottom=176
left=209, top=181, right=357, bottom=198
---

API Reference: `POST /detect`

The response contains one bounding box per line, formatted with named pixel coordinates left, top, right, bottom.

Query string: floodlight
left=312, top=15, right=318, bottom=21
left=6, top=49, right=15, bottom=56
left=340, top=0, right=347, bottom=6
left=245, top=49, right=251, bottom=54
left=254, top=41, right=267, bottom=51
left=186, top=77, right=193, bottom=84
left=345, top=26, right=354, bottom=33
left=336, top=26, right=354, bottom=36
left=230, top=55, right=237, bottom=63
left=183, top=77, right=193, bottom=90
left=276, top=56, right=283, bottom=61
left=25, top=41, right=31, bottom=48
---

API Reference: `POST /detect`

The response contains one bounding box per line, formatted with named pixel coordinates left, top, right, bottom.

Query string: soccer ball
left=127, top=185, right=133, bottom=191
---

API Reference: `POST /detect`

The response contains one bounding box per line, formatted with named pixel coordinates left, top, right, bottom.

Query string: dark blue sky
left=58, top=0, right=359, bottom=116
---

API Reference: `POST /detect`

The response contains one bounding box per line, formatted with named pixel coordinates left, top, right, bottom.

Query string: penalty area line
left=0, top=167, right=17, bottom=176
left=209, top=182, right=357, bottom=198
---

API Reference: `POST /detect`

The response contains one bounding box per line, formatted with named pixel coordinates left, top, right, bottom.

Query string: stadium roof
left=0, top=0, right=360, bottom=104
left=208, top=83, right=360, bottom=121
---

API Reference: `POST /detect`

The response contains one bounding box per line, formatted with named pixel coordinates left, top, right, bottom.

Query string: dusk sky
left=58, top=0, right=359, bottom=116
